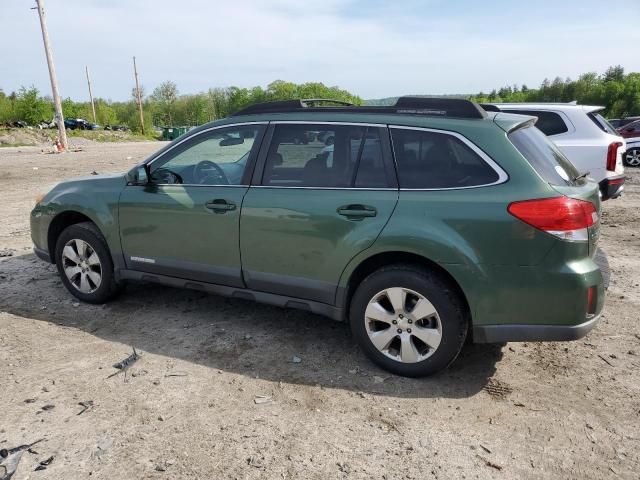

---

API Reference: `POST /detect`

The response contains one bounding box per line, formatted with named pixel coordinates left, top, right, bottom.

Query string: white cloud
left=1, top=0, right=639, bottom=100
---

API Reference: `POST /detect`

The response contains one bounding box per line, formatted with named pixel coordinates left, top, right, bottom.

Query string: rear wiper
left=572, top=171, right=590, bottom=182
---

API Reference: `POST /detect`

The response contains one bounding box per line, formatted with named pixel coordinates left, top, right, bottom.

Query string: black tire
left=54, top=222, right=121, bottom=304
left=349, top=264, right=468, bottom=377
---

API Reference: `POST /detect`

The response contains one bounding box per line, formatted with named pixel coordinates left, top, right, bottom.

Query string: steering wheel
left=193, top=160, right=229, bottom=185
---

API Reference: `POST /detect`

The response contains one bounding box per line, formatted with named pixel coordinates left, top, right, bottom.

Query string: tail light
left=607, top=142, right=622, bottom=171
left=508, top=196, right=597, bottom=241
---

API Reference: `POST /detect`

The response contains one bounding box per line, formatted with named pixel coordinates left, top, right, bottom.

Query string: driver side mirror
left=129, top=164, right=151, bottom=185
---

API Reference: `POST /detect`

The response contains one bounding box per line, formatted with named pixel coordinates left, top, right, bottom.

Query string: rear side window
left=502, top=110, right=569, bottom=136
left=509, top=126, right=580, bottom=186
left=390, top=128, right=499, bottom=189
left=262, top=124, right=387, bottom=188
left=588, top=112, right=619, bottom=135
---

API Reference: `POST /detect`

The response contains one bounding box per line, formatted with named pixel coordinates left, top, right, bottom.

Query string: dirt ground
left=1, top=142, right=639, bottom=479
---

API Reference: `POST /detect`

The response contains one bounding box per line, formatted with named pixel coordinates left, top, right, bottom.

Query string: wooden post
left=35, top=0, right=68, bottom=149
left=133, top=56, right=145, bottom=135
left=85, top=65, right=96, bottom=124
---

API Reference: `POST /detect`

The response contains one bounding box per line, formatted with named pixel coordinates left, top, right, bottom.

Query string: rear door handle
left=337, top=204, right=377, bottom=220
left=205, top=199, right=236, bottom=213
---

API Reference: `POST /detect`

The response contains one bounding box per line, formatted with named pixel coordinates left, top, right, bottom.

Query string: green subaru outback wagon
left=31, top=98, right=604, bottom=377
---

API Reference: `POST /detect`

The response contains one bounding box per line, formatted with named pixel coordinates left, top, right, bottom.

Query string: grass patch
left=65, top=130, right=161, bottom=143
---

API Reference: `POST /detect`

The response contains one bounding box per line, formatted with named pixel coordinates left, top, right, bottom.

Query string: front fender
left=30, top=174, right=127, bottom=261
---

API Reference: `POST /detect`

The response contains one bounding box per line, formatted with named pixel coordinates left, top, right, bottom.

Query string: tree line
left=469, top=66, right=640, bottom=118
left=0, top=80, right=361, bottom=134
left=1, top=66, right=638, bottom=134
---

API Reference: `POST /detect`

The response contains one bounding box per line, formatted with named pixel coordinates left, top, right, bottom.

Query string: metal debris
left=34, top=455, right=54, bottom=471
left=0, top=439, right=44, bottom=480
left=254, top=395, right=273, bottom=405
left=477, top=455, right=503, bottom=471
left=36, top=405, right=55, bottom=414
left=291, top=356, right=302, bottom=363
left=77, top=400, right=94, bottom=416
left=107, top=347, right=139, bottom=381
left=597, top=354, right=614, bottom=366
left=247, top=455, right=264, bottom=468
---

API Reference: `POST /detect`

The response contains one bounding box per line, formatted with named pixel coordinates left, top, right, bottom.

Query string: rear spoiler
left=492, top=113, right=537, bottom=134
left=479, top=104, right=537, bottom=133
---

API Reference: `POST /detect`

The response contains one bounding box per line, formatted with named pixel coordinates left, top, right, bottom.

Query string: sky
left=1, top=0, right=639, bottom=101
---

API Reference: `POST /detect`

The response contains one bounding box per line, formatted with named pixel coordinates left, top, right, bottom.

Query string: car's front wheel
left=624, top=148, right=640, bottom=167
left=349, top=265, right=468, bottom=377
left=55, top=222, right=121, bottom=303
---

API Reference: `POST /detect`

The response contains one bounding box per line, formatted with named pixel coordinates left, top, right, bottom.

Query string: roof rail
left=232, top=96, right=487, bottom=119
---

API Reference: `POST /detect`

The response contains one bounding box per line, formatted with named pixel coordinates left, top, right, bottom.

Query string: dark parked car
left=617, top=119, right=640, bottom=139
left=611, top=116, right=640, bottom=129
left=105, top=124, right=130, bottom=132
left=64, top=118, right=93, bottom=130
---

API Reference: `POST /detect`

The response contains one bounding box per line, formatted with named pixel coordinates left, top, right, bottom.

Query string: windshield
left=509, top=126, right=582, bottom=186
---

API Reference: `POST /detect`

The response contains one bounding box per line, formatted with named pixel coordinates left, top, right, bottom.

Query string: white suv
left=485, top=103, right=626, bottom=200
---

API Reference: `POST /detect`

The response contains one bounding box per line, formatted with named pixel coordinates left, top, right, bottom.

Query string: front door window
left=150, top=125, right=263, bottom=186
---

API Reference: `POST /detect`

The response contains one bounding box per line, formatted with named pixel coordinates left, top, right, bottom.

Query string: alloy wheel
left=364, top=287, right=442, bottom=363
left=62, top=239, right=102, bottom=293
left=625, top=148, right=640, bottom=167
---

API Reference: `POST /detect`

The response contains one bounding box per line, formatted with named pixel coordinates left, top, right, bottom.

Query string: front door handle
left=205, top=199, right=236, bottom=213
left=337, top=204, right=377, bottom=220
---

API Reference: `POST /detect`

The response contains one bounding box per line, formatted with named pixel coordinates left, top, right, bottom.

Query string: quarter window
left=149, top=125, right=263, bottom=185
left=262, top=124, right=388, bottom=188
left=390, top=128, right=499, bottom=189
left=509, top=126, right=580, bottom=186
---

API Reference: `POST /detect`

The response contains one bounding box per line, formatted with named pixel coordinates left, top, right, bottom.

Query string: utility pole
left=85, top=65, right=96, bottom=124
left=34, top=0, right=68, bottom=149
left=133, top=56, right=145, bottom=135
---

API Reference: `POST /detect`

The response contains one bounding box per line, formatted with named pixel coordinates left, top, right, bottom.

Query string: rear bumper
left=473, top=314, right=600, bottom=343
left=599, top=175, right=625, bottom=200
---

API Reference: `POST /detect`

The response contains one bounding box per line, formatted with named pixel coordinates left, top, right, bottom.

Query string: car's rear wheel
left=624, top=148, right=640, bottom=167
left=349, top=265, right=468, bottom=377
left=55, top=222, right=121, bottom=304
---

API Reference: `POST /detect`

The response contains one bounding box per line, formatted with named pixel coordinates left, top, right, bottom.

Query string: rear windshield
left=509, top=126, right=581, bottom=186
left=588, top=112, right=618, bottom=135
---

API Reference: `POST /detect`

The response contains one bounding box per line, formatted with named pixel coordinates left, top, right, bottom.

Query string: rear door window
left=261, top=124, right=388, bottom=188
left=502, top=110, right=569, bottom=136
left=390, top=128, right=500, bottom=189
left=509, top=126, right=581, bottom=186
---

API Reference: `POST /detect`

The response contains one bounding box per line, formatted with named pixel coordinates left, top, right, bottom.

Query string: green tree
left=15, top=86, right=53, bottom=124
left=151, top=81, right=178, bottom=125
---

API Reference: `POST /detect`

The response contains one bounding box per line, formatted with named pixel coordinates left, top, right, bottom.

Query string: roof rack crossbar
left=232, top=96, right=487, bottom=119
left=300, top=98, right=355, bottom=107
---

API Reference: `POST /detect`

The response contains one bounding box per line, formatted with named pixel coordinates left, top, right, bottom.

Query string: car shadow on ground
left=0, top=253, right=503, bottom=399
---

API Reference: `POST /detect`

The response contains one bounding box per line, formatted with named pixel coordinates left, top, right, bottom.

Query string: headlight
left=35, top=193, right=46, bottom=205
